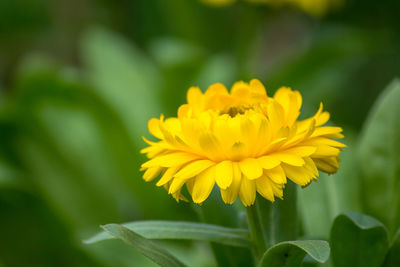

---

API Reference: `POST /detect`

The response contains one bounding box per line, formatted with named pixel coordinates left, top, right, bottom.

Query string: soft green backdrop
left=0, top=0, right=399, bottom=266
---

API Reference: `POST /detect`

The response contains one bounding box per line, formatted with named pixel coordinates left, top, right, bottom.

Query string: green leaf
left=194, top=189, right=254, bottom=267
left=383, top=228, right=400, bottom=267
left=102, top=224, right=185, bottom=267
left=81, top=26, right=162, bottom=137
left=330, top=212, right=389, bottom=267
left=357, top=78, right=400, bottom=234
left=259, top=240, right=330, bottom=267
left=86, top=221, right=250, bottom=247
left=194, top=54, right=236, bottom=89
left=0, top=160, right=22, bottom=188
left=298, top=133, right=361, bottom=239
left=149, top=37, right=204, bottom=68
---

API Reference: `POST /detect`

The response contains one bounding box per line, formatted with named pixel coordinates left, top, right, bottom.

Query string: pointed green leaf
left=358, top=78, right=400, bottom=234
left=330, top=212, right=389, bottom=267
left=102, top=224, right=185, bottom=267
left=298, top=134, right=361, bottom=238
left=194, top=189, right=254, bottom=266
left=81, top=27, right=162, bottom=137
left=86, top=221, right=250, bottom=247
left=383, top=229, right=400, bottom=267
left=259, top=240, right=330, bottom=267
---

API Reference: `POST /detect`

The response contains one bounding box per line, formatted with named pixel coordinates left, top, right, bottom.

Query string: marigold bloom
left=141, top=79, right=345, bottom=206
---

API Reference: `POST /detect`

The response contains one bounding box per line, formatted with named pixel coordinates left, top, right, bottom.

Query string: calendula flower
left=141, top=79, right=345, bottom=206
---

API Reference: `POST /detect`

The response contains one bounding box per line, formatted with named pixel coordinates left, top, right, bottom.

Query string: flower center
left=221, top=105, right=253, bottom=117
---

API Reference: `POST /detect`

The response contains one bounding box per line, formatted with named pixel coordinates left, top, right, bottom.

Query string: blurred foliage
left=358, top=79, right=400, bottom=235
left=0, top=0, right=399, bottom=266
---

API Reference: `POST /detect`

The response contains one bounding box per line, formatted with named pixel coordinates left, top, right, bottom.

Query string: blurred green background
left=0, top=0, right=399, bottom=266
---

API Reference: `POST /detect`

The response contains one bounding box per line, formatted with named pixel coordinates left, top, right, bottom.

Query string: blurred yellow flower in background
left=141, top=79, right=345, bottom=206
left=201, top=0, right=236, bottom=7
left=250, top=0, right=344, bottom=17
left=202, top=0, right=344, bottom=17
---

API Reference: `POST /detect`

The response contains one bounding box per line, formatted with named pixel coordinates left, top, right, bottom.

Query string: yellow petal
left=283, top=146, right=317, bottom=157
left=239, top=158, right=263, bottom=180
left=256, top=176, right=275, bottom=202
left=172, top=190, right=188, bottom=203
left=257, top=155, right=281, bottom=169
left=199, top=133, right=221, bottom=161
left=312, top=146, right=341, bottom=158
left=143, top=166, right=162, bottom=182
left=273, top=87, right=301, bottom=126
left=303, top=157, right=319, bottom=178
left=249, top=79, right=267, bottom=95
left=273, top=86, right=291, bottom=106
left=270, top=181, right=284, bottom=199
left=205, top=83, right=229, bottom=97
left=240, top=117, right=257, bottom=147
left=311, top=103, right=330, bottom=126
left=141, top=152, right=199, bottom=168
left=270, top=152, right=305, bottom=166
left=214, top=117, right=235, bottom=151
left=215, top=160, right=233, bottom=189
left=239, top=177, right=256, bottom=207
left=140, top=142, right=165, bottom=158
left=282, top=164, right=314, bottom=186
left=174, top=160, right=215, bottom=180
left=254, top=117, right=272, bottom=155
left=192, top=166, right=216, bottom=204
left=186, top=178, right=195, bottom=195
left=314, top=157, right=339, bottom=174
left=156, top=166, right=181, bottom=186
left=168, top=178, right=187, bottom=194
left=231, top=81, right=251, bottom=98
left=311, top=126, right=343, bottom=138
left=221, top=162, right=241, bottom=204
left=148, top=118, right=163, bottom=139
left=302, top=137, right=346, bottom=148
left=187, top=86, right=203, bottom=105
left=267, top=101, right=284, bottom=130
left=265, top=165, right=287, bottom=184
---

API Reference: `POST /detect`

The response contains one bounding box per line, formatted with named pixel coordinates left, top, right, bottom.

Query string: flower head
left=141, top=79, right=345, bottom=206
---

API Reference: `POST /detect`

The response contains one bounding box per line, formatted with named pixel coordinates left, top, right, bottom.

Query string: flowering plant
left=88, top=79, right=350, bottom=266
left=86, top=78, right=400, bottom=267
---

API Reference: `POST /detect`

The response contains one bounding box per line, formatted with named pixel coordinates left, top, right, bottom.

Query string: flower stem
left=246, top=199, right=271, bottom=260
left=273, top=181, right=298, bottom=242
left=246, top=182, right=298, bottom=261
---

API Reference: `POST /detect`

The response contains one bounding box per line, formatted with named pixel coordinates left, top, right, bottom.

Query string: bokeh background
left=0, top=0, right=399, bottom=266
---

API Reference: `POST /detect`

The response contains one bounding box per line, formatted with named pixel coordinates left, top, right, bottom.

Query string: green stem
left=273, top=181, right=298, bottom=243
left=246, top=199, right=271, bottom=260
left=246, top=182, right=299, bottom=261
left=256, top=196, right=275, bottom=249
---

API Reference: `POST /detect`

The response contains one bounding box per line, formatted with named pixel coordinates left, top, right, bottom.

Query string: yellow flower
left=251, top=0, right=344, bottom=17
left=201, top=0, right=343, bottom=17
left=141, top=79, right=345, bottom=206
left=201, top=0, right=236, bottom=7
